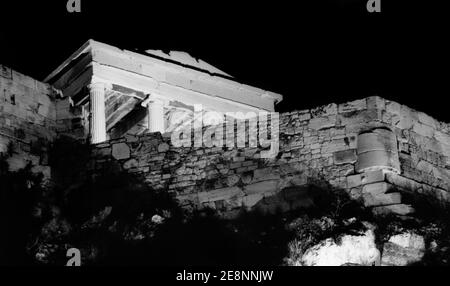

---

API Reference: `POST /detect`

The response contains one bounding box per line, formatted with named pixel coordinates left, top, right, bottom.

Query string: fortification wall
left=88, top=96, right=450, bottom=217
left=2, top=64, right=449, bottom=217
left=0, top=65, right=81, bottom=180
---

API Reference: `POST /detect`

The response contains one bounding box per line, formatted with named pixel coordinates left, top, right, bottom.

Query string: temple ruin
left=1, top=40, right=450, bottom=219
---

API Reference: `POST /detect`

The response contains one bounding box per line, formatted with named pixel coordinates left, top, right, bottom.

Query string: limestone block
left=367, top=96, right=385, bottom=110
left=372, top=204, right=415, bottom=216
left=123, top=158, right=138, bottom=169
left=308, top=116, right=337, bottom=130
left=339, top=109, right=380, bottom=128
left=244, top=180, right=279, bottom=195
left=349, top=187, right=363, bottom=200
left=360, top=170, right=385, bottom=185
left=386, top=173, right=421, bottom=191
left=362, top=192, right=401, bottom=207
left=394, top=105, right=418, bottom=130
left=198, top=186, right=244, bottom=204
left=381, top=232, right=425, bottom=266
left=252, top=167, right=280, bottom=182
left=112, top=142, right=130, bottom=160
left=413, top=122, right=434, bottom=138
left=417, top=111, right=437, bottom=129
left=347, top=174, right=362, bottom=188
left=242, top=193, right=264, bottom=208
left=434, top=131, right=450, bottom=151
left=124, top=134, right=139, bottom=143
left=362, top=182, right=392, bottom=196
left=333, top=149, right=357, bottom=165
left=226, top=174, right=240, bottom=186
left=311, top=103, right=337, bottom=117
left=298, top=112, right=311, bottom=121
left=386, top=100, right=401, bottom=115
left=157, top=142, right=170, bottom=153
left=338, top=99, right=367, bottom=113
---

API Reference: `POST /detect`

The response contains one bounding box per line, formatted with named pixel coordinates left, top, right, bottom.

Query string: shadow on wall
left=5, top=136, right=450, bottom=266
left=0, top=136, right=369, bottom=266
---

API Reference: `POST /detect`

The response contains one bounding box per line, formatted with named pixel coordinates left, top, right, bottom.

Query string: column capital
left=88, top=80, right=113, bottom=91
left=141, top=93, right=165, bottom=107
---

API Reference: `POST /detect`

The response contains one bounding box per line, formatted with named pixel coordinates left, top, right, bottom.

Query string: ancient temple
left=2, top=40, right=450, bottom=220
left=44, top=40, right=283, bottom=143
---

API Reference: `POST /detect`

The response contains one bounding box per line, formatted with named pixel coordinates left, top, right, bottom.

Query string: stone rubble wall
left=88, top=96, right=450, bottom=217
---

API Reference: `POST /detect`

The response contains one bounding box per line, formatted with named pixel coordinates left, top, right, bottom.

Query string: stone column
left=146, top=97, right=165, bottom=133
left=89, top=82, right=107, bottom=144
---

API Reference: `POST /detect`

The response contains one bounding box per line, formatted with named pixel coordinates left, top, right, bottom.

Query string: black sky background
left=0, top=0, right=449, bottom=121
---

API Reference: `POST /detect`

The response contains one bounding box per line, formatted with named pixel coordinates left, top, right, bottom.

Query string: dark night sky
left=0, top=1, right=448, bottom=121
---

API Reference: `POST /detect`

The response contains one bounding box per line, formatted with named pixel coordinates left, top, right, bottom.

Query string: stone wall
left=87, top=96, right=450, bottom=217
left=2, top=64, right=449, bottom=218
left=0, top=65, right=81, bottom=179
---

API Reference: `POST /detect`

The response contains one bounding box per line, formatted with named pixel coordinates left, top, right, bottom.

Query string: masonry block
left=363, top=192, right=401, bottom=207
left=198, top=186, right=244, bottom=204
left=244, top=180, right=279, bottom=195
left=361, top=170, right=385, bottom=185
left=372, top=204, right=415, bottom=216
left=362, top=182, right=393, bottom=197
left=333, top=149, right=357, bottom=165
left=112, top=142, right=130, bottom=160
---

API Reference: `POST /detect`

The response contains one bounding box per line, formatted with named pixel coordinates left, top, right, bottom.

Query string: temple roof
left=44, top=39, right=283, bottom=113
left=144, top=50, right=232, bottom=78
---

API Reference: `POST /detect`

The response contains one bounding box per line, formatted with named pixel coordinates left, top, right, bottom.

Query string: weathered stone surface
left=333, top=149, right=357, bottom=165
left=356, top=151, right=400, bottom=174
left=367, top=96, right=385, bottom=110
left=311, top=103, right=337, bottom=117
left=31, top=165, right=51, bottom=181
left=362, top=192, right=401, bottom=207
left=301, top=228, right=380, bottom=266
left=308, top=116, right=337, bottom=130
left=381, top=232, right=425, bottom=266
left=338, top=99, right=367, bottom=113
left=112, top=143, right=130, bottom=160
left=347, top=174, right=362, bottom=188
left=7, top=67, right=450, bottom=219
left=362, top=182, right=392, bottom=196
left=413, top=122, right=434, bottom=138
left=93, top=147, right=111, bottom=158
left=123, top=158, right=138, bottom=169
left=157, top=142, right=170, bottom=152
left=198, top=187, right=244, bottom=204
left=244, top=180, right=279, bottom=195
left=242, top=193, right=264, bottom=208
left=226, top=174, right=240, bottom=186
left=372, top=204, right=415, bottom=216
left=385, top=173, right=421, bottom=191
left=0, top=136, right=10, bottom=154
left=361, top=170, right=385, bottom=185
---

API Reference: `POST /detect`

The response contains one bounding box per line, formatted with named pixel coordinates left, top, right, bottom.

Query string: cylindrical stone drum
left=356, top=128, right=400, bottom=173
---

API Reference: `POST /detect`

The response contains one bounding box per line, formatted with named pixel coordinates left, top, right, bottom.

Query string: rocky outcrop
left=381, top=232, right=425, bottom=266
left=301, top=227, right=380, bottom=266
